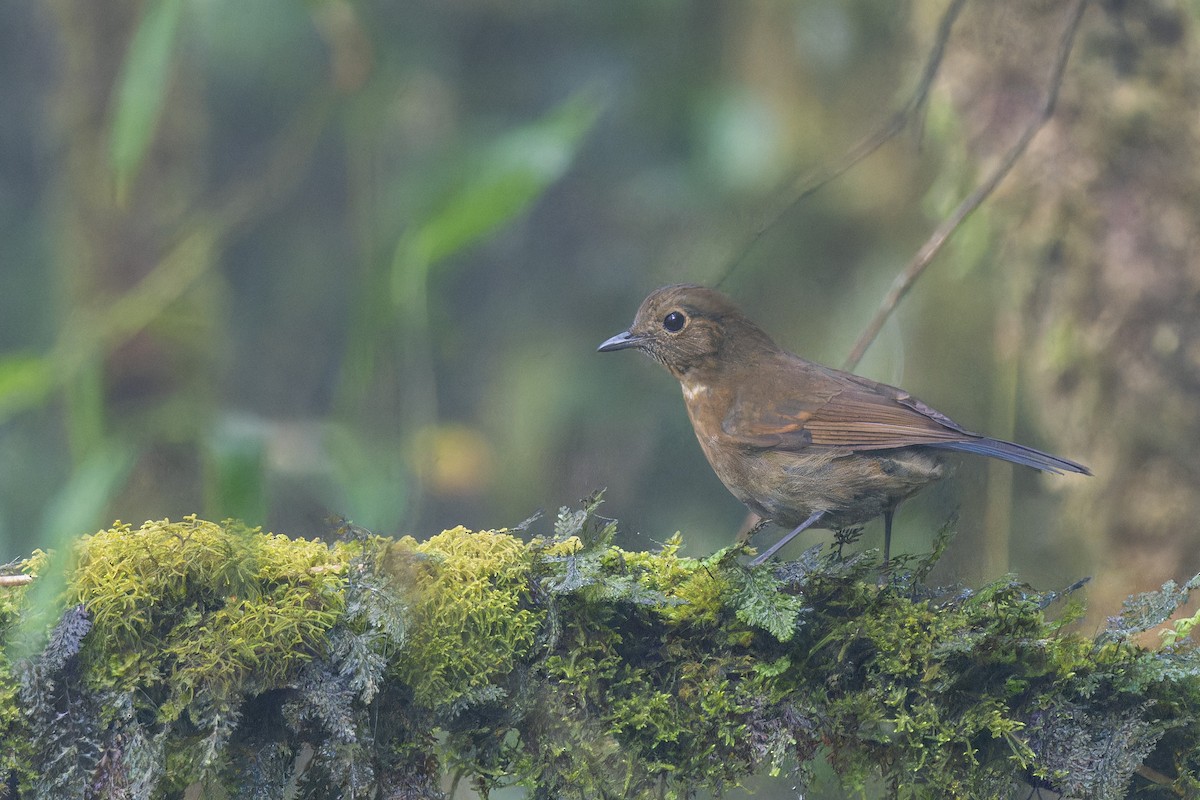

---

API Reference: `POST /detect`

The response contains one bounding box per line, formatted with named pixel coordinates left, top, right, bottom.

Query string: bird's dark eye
left=663, top=311, right=686, bottom=332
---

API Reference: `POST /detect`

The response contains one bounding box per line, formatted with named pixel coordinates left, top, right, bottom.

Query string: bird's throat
left=681, top=380, right=710, bottom=403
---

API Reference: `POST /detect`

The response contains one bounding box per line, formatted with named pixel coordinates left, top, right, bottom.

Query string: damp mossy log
left=1, top=497, right=1198, bottom=799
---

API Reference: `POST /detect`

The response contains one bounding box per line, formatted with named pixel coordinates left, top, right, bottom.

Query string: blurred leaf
left=65, top=364, right=106, bottom=461
left=108, top=0, right=185, bottom=199
left=40, top=441, right=137, bottom=544
left=0, top=353, right=54, bottom=417
left=0, top=228, right=215, bottom=427
left=10, top=439, right=136, bottom=661
left=204, top=416, right=269, bottom=525
left=391, top=90, right=603, bottom=307
left=946, top=205, right=993, bottom=279
left=325, top=424, right=408, bottom=532
left=409, top=423, right=493, bottom=496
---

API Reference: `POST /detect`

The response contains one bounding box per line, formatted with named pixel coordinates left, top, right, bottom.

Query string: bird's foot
left=832, top=526, right=864, bottom=560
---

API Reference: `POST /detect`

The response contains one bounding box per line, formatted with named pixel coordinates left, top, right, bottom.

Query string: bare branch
left=841, top=0, right=1090, bottom=371
left=717, top=0, right=969, bottom=288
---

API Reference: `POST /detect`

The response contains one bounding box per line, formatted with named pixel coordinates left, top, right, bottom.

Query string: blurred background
left=1, top=0, right=1198, bottom=636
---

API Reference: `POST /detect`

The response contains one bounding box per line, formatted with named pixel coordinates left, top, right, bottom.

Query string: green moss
left=1, top=508, right=1198, bottom=799
left=65, top=517, right=345, bottom=721
left=0, top=554, right=39, bottom=786
left=392, top=526, right=544, bottom=709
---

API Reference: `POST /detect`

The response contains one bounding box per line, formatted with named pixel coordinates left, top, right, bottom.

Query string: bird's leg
left=750, top=510, right=824, bottom=566
left=882, top=506, right=896, bottom=571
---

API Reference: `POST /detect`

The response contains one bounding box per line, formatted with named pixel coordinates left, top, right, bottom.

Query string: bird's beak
left=597, top=330, right=642, bottom=352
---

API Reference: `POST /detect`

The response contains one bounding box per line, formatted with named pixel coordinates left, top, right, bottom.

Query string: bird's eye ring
left=663, top=311, right=686, bottom=332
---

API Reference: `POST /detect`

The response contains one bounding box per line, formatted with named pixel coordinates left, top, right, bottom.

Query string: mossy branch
left=1, top=499, right=1198, bottom=799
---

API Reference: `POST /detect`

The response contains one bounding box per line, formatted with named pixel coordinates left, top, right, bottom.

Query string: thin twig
left=716, top=0, right=969, bottom=289
left=842, top=0, right=1090, bottom=371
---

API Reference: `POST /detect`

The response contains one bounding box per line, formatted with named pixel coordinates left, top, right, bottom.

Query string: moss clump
left=70, top=516, right=346, bottom=721
left=390, top=526, right=544, bottom=709
left=0, top=553, right=39, bottom=788
left=4, top=517, right=348, bottom=796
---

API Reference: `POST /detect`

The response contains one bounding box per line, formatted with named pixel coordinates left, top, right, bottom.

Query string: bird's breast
left=680, top=381, right=736, bottom=469
left=680, top=381, right=719, bottom=440
left=681, top=380, right=709, bottom=403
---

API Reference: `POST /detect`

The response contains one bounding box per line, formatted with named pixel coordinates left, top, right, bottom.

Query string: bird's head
left=597, top=284, right=774, bottom=381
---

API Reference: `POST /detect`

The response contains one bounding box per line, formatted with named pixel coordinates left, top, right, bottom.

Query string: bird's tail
left=930, top=437, right=1091, bottom=475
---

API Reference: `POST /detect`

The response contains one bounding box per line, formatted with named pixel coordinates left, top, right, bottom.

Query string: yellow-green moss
left=3, top=510, right=1198, bottom=799
left=68, top=516, right=346, bottom=718
left=391, top=526, right=543, bottom=708
left=0, top=553, right=38, bottom=784
left=607, top=533, right=727, bottom=628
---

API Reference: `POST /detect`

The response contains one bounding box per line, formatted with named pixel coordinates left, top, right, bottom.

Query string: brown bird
left=598, top=284, right=1090, bottom=566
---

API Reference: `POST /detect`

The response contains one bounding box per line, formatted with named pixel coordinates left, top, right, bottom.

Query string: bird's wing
left=720, top=356, right=977, bottom=451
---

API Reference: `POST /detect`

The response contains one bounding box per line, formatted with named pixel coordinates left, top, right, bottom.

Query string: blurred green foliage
left=0, top=0, right=938, bottom=559
left=108, top=0, right=184, bottom=200
left=0, top=0, right=1113, bottom=596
